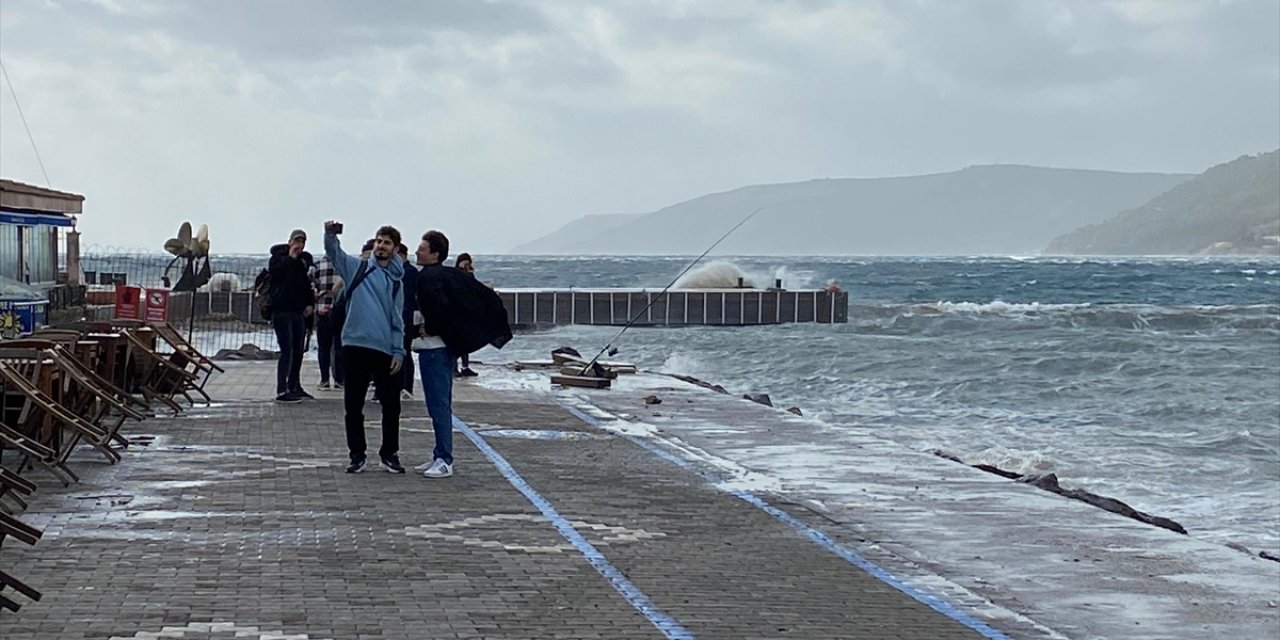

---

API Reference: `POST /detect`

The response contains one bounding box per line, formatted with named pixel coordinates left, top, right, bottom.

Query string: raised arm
left=324, top=230, right=361, bottom=283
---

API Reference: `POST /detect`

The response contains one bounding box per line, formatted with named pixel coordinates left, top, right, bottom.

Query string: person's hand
left=288, top=241, right=304, bottom=258
left=324, top=220, right=344, bottom=235
left=303, top=305, right=314, bottom=318
left=390, top=356, right=403, bottom=375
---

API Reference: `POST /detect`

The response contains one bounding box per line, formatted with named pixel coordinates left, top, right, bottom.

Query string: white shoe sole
left=423, top=467, right=453, bottom=478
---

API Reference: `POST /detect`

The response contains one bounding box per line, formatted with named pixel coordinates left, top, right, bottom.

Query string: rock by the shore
left=743, top=393, right=773, bottom=407
left=552, top=346, right=582, bottom=359
left=643, top=395, right=662, bottom=405
left=930, top=450, right=1191, bottom=536
left=213, top=343, right=277, bottom=361
left=1019, top=473, right=1187, bottom=535
left=786, top=407, right=803, bottom=416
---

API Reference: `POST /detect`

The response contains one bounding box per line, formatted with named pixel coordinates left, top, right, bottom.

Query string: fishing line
left=577, top=205, right=766, bottom=374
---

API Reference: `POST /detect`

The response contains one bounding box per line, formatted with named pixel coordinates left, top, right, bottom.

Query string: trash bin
left=0, top=277, right=50, bottom=340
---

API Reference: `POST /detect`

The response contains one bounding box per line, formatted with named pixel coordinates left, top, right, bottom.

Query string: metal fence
left=79, top=245, right=277, bottom=354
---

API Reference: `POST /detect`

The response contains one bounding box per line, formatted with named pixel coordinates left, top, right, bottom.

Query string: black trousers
left=342, top=345, right=401, bottom=461
left=271, top=312, right=305, bottom=395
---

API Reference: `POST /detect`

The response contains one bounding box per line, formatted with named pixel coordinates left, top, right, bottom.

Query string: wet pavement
left=3, top=361, right=996, bottom=640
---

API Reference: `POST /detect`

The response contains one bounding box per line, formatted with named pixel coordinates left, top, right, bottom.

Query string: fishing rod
left=577, top=205, right=767, bottom=375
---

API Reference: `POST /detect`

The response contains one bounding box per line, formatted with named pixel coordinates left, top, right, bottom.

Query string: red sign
left=113, top=286, right=143, bottom=320
left=144, top=288, right=170, bottom=323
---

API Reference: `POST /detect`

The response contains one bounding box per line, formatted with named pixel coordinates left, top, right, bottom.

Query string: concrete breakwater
left=83, top=286, right=851, bottom=327
left=498, top=287, right=849, bottom=327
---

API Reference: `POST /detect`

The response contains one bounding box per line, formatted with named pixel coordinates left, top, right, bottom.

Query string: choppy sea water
left=473, top=256, right=1280, bottom=555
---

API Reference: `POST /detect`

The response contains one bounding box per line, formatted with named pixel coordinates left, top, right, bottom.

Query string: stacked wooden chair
left=0, top=467, right=42, bottom=613
left=0, top=320, right=225, bottom=616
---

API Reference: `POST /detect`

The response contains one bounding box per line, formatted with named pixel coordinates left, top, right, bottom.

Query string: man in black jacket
left=412, top=230, right=511, bottom=478
left=268, top=228, right=316, bottom=403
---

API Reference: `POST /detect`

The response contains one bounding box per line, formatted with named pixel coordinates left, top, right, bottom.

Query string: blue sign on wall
left=0, top=300, right=48, bottom=339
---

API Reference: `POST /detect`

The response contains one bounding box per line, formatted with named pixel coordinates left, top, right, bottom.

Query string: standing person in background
left=310, top=255, right=345, bottom=390
left=397, top=243, right=418, bottom=400
left=268, top=228, right=316, bottom=403
left=453, top=252, right=478, bottom=378
left=324, top=221, right=407, bottom=474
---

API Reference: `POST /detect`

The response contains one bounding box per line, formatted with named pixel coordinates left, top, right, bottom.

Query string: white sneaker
left=414, top=459, right=433, bottom=471
left=422, top=459, right=453, bottom=478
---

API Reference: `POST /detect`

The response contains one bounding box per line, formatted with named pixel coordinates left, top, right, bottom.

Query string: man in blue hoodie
left=323, top=220, right=407, bottom=474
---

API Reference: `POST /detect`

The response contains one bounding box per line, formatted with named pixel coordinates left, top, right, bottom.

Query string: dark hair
left=422, top=230, right=450, bottom=263
left=376, top=225, right=402, bottom=246
left=360, top=239, right=375, bottom=253
left=455, top=252, right=472, bottom=266
left=396, top=243, right=409, bottom=257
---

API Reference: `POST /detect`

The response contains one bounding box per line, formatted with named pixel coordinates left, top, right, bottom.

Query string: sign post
left=144, top=288, right=170, bottom=324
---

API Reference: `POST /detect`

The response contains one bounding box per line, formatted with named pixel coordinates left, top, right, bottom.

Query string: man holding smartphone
left=323, top=219, right=408, bottom=474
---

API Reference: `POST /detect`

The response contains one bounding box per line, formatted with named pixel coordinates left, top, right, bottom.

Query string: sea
left=472, top=255, right=1280, bottom=556
left=93, top=251, right=1280, bottom=556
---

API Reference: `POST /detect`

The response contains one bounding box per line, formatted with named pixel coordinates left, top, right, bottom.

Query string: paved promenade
left=2, top=361, right=1000, bottom=640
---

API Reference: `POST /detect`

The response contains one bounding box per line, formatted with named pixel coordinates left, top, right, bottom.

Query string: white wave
left=673, top=261, right=756, bottom=289
left=959, top=446, right=1059, bottom=476
left=927, top=300, right=1092, bottom=315
left=660, top=351, right=707, bottom=377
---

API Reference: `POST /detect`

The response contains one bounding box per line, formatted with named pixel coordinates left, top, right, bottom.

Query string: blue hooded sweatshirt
left=324, top=233, right=405, bottom=360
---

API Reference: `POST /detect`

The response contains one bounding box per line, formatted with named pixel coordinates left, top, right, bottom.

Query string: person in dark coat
left=411, top=230, right=511, bottom=478
left=267, top=228, right=316, bottom=403
left=453, top=253, right=478, bottom=377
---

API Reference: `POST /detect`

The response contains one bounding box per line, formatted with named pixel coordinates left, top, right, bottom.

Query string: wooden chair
left=0, top=357, right=120, bottom=467
left=0, top=567, right=42, bottom=612
left=0, top=423, right=68, bottom=487
left=0, top=510, right=44, bottom=613
left=24, top=333, right=153, bottom=416
left=119, top=332, right=196, bottom=414
left=0, top=464, right=37, bottom=512
left=149, top=322, right=224, bottom=404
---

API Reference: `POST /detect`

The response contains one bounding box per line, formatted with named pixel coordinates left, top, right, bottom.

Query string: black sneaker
left=292, top=388, right=316, bottom=400
left=346, top=458, right=366, bottom=474
left=381, top=455, right=405, bottom=474
left=275, top=392, right=302, bottom=404
left=459, top=367, right=478, bottom=377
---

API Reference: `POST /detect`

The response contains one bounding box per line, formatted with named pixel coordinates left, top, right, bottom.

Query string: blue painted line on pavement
left=558, top=401, right=1011, bottom=640
left=453, top=416, right=695, bottom=640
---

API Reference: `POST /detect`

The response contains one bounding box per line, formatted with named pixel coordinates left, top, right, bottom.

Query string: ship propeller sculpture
left=163, top=222, right=213, bottom=292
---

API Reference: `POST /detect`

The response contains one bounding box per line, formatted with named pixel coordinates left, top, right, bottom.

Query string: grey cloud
left=74, top=0, right=551, bottom=60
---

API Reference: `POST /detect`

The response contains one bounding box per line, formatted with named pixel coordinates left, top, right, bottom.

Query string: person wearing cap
left=268, top=228, right=317, bottom=403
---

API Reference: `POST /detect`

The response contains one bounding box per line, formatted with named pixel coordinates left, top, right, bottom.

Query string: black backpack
left=253, top=268, right=272, bottom=321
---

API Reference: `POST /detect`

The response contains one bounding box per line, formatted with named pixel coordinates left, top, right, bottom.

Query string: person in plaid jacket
left=310, top=256, right=346, bottom=389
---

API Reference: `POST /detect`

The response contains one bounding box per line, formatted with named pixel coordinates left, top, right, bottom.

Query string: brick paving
left=1, top=361, right=995, bottom=639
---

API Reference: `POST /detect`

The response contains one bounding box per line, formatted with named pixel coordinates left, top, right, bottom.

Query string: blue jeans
left=271, top=312, right=305, bottom=395
left=417, top=347, right=456, bottom=464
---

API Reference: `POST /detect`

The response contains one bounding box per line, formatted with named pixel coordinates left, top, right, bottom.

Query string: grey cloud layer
left=0, top=0, right=1275, bottom=253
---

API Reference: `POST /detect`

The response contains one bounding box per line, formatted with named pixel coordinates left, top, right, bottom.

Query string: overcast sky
left=1, top=0, right=1277, bottom=254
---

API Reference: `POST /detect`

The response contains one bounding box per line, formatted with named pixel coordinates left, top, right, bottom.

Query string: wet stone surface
left=3, top=362, right=988, bottom=640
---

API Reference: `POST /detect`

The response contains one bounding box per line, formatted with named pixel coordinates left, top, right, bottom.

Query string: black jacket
left=267, top=244, right=316, bottom=314
left=416, top=263, right=512, bottom=354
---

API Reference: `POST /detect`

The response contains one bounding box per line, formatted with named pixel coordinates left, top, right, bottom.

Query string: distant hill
left=511, top=165, right=1191, bottom=255
left=511, top=213, right=645, bottom=254
left=1046, top=150, right=1280, bottom=256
